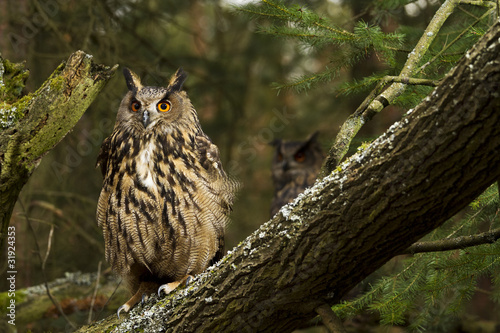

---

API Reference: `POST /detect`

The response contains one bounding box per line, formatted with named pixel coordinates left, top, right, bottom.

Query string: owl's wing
left=96, top=135, right=112, bottom=177
left=195, top=135, right=225, bottom=178
left=195, top=135, right=234, bottom=267
left=209, top=235, right=225, bottom=267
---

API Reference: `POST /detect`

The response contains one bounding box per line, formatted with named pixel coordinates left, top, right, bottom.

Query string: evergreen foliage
left=238, top=0, right=405, bottom=93
left=333, top=184, right=500, bottom=331
left=238, top=0, right=496, bottom=109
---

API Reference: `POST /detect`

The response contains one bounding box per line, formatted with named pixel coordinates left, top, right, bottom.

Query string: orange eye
left=294, top=151, right=306, bottom=163
left=131, top=100, right=141, bottom=112
left=157, top=100, right=171, bottom=112
left=277, top=152, right=283, bottom=162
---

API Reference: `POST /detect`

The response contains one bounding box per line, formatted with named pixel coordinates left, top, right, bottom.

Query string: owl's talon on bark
left=158, top=283, right=175, bottom=296
left=158, top=275, right=192, bottom=297
left=117, top=304, right=130, bottom=319
left=185, top=275, right=193, bottom=286
left=141, top=293, right=148, bottom=305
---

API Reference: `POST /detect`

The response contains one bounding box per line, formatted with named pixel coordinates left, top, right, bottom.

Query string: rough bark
left=81, top=20, right=500, bottom=333
left=0, top=51, right=117, bottom=249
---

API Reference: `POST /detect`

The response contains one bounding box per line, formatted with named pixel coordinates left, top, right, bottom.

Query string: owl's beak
left=142, top=110, right=150, bottom=127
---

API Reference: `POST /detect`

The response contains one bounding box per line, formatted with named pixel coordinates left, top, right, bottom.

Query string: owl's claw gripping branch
left=117, top=304, right=130, bottom=319
left=158, top=275, right=192, bottom=297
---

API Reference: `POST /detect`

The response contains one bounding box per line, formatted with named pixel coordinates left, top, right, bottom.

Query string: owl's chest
left=118, top=137, right=197, bottom=191
left=135, top=140, right=157, bottom=189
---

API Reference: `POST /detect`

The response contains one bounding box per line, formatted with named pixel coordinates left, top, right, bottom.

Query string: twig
left=30, top=200, right=104, bottom=254
left=380, top=76, right=441, bottom=86
left=419, top=9, right=493, bottom=73
left=459, top=0, right=497, bottom=8
left=320, top=0, right=460, bottom=177
left=403, top=227, right=500, bottom=254
left=88, top=261, right=102, bottom=324
left=95, top=277, right=123, bottom=322
left=42, top=224, right=54, bottom=270
left=32, top=0, right=73, bottom=52
left=315, top=303, right=347, bottom=333
left=21, top=201, right=76, bottom=329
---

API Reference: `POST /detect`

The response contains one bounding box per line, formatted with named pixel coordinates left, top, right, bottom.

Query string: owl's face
left=115, top=68, right=194, bottom=133
left=271, top=132, right=324, bottom=183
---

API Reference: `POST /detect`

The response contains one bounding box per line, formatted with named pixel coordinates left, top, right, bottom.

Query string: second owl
left=270, top=132, right=324, bottom=216
left=96, top=67, right=237, bottom=316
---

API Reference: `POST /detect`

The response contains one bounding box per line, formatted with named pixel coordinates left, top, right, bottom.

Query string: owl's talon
left=158, top=284, right=172, bottom=297
left=117, top=304, right=130, bottom=319
left=185, top=275, right=193, bottom=286
left=141, top=293, right=148, bottom=305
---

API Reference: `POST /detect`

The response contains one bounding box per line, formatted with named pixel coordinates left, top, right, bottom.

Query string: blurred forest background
left=0, top=0, right=404, bottom=288
left=1, top=0, right=499, bottom=331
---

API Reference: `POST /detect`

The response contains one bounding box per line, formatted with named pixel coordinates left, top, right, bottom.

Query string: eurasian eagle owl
left=270, top=132, right=324, bottom=216
left=96, top=67, right=237, bottom=316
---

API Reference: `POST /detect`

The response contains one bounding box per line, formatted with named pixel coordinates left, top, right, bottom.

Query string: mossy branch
left=403, top=228, right=500, bottom=254
left=319, top=0, right=460, bottom=177
left=0, top=51, right=117, bottom=249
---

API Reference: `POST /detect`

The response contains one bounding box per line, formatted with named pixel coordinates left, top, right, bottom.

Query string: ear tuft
left=168, top=68, right=188, bottom=92
left=123, top=67, right=143, bottom=92
left=306, top=131, right=319, bottom=143
left=299, top=131, right=320, bottom=150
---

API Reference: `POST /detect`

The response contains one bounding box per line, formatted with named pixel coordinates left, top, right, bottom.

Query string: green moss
left=0, top=55, right=32, bottom=128
left=0, top=58, right=29, bottom=103
left=49, top=75, right=66, bottom=92
left=0, top=94, right=32, bottom=129
left=0, top=290, right=26, bottom=314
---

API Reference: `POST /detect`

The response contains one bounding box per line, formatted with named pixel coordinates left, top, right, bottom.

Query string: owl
left=270, top=132, right=324, bottom=216
left=96, top=67, right=237, bottom=317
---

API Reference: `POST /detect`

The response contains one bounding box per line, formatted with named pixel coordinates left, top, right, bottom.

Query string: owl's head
left=115, top=67, right=196, bottom=132
left=271, top=131, right=324, bottom=180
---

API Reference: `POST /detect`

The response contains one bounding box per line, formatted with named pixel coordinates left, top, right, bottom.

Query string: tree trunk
left=82, top=20, right=500, bottom=333
left=0, top=51, right=117, bottom=249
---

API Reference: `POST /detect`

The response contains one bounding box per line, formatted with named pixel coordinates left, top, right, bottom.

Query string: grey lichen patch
left=0, top=95, right=32, bottom=129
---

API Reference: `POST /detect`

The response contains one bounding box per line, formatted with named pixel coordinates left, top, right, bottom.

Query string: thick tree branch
left=80, top=19, right=500, bottom=333
left=0, top=51, right=117, bottom=249
left=403, top=227, right=500, bottom=254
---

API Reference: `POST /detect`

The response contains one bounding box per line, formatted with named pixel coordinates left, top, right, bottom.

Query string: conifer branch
left=419, top=8, right=493, bottom=73
left=403, top=228, right=500, bottom=254
left=260, top=0, right=354, bottom=37
left=320, top=0, right=460, bottom=177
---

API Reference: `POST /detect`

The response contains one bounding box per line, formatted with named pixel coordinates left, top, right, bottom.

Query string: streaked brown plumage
left=270, top=132, right=324, bottom=216
left=96, top=68, right=237, bottom=316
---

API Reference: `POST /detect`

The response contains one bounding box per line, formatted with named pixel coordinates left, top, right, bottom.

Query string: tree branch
left=0, top=51, right=117, bottom=249
left=320, top=0, right=460, bottom=177
left=403, top=227, right=500, bottom=254
left=316, top=303, right=347, bottom=333
left=21, top=200, right=76, bottom=329
left=80, top=19, right=500, bottom=333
